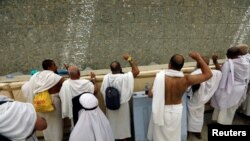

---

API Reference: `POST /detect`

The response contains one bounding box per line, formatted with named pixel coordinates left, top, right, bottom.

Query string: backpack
left=0, top=134, right=11, bottom=141
left=105, top=76, right=121, bottom=110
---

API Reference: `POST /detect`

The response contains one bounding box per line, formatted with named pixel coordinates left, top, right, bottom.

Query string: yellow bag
left=33, top=91, right=54, bottom=112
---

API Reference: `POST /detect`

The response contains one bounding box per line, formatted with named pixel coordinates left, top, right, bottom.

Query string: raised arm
left=123, top=53, right=140, bottom=78
left=212, top=54, right=221, bottom=70
left=186, top=51, right=212, bottom=86
left=90, top=72, right=98, bottom=95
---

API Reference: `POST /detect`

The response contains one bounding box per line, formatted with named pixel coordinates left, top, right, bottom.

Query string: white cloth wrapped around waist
left=152, top=69, right=184, bottom=126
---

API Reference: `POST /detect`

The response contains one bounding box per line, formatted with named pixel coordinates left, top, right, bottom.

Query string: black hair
left=226, top=47, right=240, bottom=59
left=169, top=54, right=184, bottom=70
left=42, top=59, right=54, bottom=70
left=110, top=61, right=123, bottom=74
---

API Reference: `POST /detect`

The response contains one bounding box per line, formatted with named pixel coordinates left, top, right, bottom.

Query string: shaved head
left=110, top=61, right=123, bottom=74
left=169, top=54, right=184, bottom=71
left=68, top=65, right=80, bottom=79
left=236, top=44, right=249, bottom=55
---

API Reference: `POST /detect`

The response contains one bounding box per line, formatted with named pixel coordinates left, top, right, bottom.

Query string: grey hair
left=236, top=43, right=249, bottom=51
left=68, top=66, right=80, bottom=77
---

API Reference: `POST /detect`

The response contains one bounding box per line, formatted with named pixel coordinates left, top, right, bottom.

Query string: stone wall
left=1, top=0, right=250, bottom=75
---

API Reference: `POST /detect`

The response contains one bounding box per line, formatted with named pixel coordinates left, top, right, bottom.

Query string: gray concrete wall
left=1, top=0, right=250, bottom=75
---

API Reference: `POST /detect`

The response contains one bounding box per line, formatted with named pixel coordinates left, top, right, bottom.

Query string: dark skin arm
left=148, top=87, right=153, bottom=98
left=149, top=52, right=212, bottom=99
left=48, top=78, right=65, bottom=94
left=123, top=53, right=140, bottom=78
left=185, top=52, right=212, bottom=86
left=212, top=54, right=221, bottom=70
left=35, top=115, right=47, bottom=131
left=90, top=72, right=98, bottom=95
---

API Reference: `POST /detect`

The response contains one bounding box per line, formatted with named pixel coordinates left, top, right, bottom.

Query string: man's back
left=148, top=52, right=212, bottom=141
left=165, top=77, right=189, bottom=105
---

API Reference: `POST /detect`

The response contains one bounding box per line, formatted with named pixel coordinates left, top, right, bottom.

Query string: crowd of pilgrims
left=0, top=44, right=250, bottom=141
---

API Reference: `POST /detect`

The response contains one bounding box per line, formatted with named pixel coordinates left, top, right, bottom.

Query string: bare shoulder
left=184, top=73, right=209, bottom=86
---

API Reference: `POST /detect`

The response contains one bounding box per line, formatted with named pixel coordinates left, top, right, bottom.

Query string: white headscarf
left=69, top=93, right=114, bottom=141
left=79, top=93, right=98, bottom=109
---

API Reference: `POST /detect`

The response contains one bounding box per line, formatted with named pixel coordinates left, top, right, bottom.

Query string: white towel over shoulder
left=21, top=70, right=62, bottom=103
left=59, top=79, right=94, bottom=119
left=152, top=69, right=184, bottom=126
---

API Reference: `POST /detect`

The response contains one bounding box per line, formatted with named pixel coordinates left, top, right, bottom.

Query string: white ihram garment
left=21, top=70, right=63, bottom=141
left=69, top=93, right=114, bottom=141
left=0, top=95, right=37, bottom=141
left=241, top=54, right=250, bottom=116
left=100, top=72, right=134, bottom=139
left=211, top=58, right=249, bottom=124
left=59, top=79, right=94, bottom=119
left=147, top=69, right=184, bottom=141
left=187, top=69, right=222, bottom=132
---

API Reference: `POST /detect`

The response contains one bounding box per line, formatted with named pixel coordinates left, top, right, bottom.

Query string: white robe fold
left=0, top=96, right=37, bottom=141
left=181, top=92, right=188, bottom=141
left=101, top=72, right=134, bottom=104
left=59, top=79, right=94, bottom=119
left=21, top=70, right=63, bottom=141
left=100, top=72, right=134, bottom=139
left=21, top=70, right=62, bottom=103
left=187, top=69, right=222, bottom=132
left=241, top=54, right=250, bottom=116
left=242, top=83, right=250, bottom=116
left=69, top=94, right=114, bottom=141
left=152, top=69, right=184, bottom=126
left=211, top=58, right=249, bottom=124
left=69, top=107, right=114, bottom=141
left=148, top=104, right=183, bottom=141
left=211, top=58, right=248, bottom=109
left=148, top=69, right=184, bottom=141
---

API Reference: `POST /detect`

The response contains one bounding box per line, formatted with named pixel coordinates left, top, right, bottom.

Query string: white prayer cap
left=79, top=93, right=98, bottom=110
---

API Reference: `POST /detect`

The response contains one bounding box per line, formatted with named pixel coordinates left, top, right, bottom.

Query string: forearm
left=148, top=88, right=153, bottom=98
left=90, top=78, right=98, bottom=95
left=128, top=60, right=140, bottom=78
left=93, top=84, right=98, bottom=95
left=196, top=57, right=212, bottom=79
left=213, top=60, right=221, bottom=70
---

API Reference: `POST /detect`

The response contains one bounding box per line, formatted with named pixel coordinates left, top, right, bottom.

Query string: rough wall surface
left=1, top=0, right=250, bottom=75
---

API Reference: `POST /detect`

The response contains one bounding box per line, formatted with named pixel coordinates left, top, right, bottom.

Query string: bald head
left=226, top=46, right=240, bottom=59
left=169, top=54, right=184, bottom=71
left=68, top=65, right=80, bottom=80
left=236, top=44, right=249, bottom=55
left=110, top=61, right=123, bottom=74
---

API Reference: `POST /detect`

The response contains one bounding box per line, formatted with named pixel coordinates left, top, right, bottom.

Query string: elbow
left=133, top=70, right=140, bottom=77
left=35, top=117, right=47, bottom=131
left=206, top=71, right=213, bottom=80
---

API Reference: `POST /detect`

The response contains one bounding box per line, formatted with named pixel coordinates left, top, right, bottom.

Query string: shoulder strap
left=107, top=75, right=111, bottom=87
left=0, top=134, right=11, bottom=141
left=72, top=93, right=83, bottom=125
left=0, top=101, right=12, bottom=105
